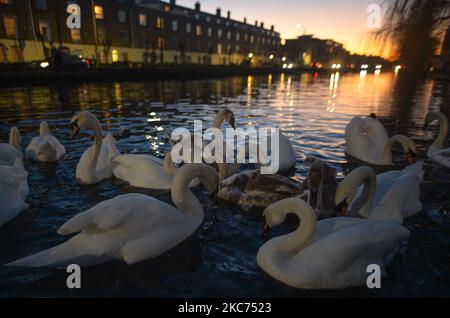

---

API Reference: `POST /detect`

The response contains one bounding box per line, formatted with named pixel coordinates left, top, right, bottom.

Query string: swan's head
left=423, top=111, right=441, bottom=129
left=263, top=205, right=287, bottom=228
left=218, top=109, right=236, bottom=129
left=69, top=111, right=98, bottom=139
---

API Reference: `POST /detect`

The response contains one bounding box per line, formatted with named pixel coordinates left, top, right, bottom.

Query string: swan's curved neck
left=212, top=111, right=227, bottom=129
left=40, top=122, right=50, bottom=137
left=9, top=127, right=21, bottom=150
left=171, top=166, right=206, bottom=227
left=430, top=113, right=448, bottom=152
left=87, top=117, right=103, bottom=176
left=382, top=135, right=408, bottom=164
left=339, top=167, right=376, bottom=218
left=163, top=151, right=177, bottom=175
left=269, top=198, right=316, bottom=257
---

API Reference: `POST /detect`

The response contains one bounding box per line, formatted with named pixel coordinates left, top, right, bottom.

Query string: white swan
left=70, top=111, right=121, bottom=185
left=112, top=150, right=200, bottom=190
left=335, top=163, right=423, bottom=224
left=345, top=116, right=416, bottom=165
left=257, top=197, right=409, bottom=289
left=277, top=131, right=297, bottom=172
left=424, top=111, right=450, bottom=168
left=0, top=127, right=23, bottom=166
left=25, top=121, right=66, bottom=162
left=0, top=158, right=29, bottom=226
left=6, top=163, right=218, bottom=267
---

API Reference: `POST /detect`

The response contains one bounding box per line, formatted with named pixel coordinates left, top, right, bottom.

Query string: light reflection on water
left=0, top=72, right=449, bottom=297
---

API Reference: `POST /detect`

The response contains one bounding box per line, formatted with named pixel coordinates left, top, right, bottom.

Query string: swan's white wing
left=0, top=143, right=23, bottom=166
left=278, top=132, right=296, bottom=172
left=368, top=173, right=422, bottom=222
left=8, top=193, right=193, bottom=267
left=0, top=163, right=29, bottom=226
left=43, top=135, right=66, bottom=158
left=112, top=154, right=173, bottom=189
left=429, top=148, right=450, bottom=168
left=288, top=221, right=409, bottom=289
left=351, top=162, right=424, bottom=220
left=345, top=117, right=388, bottom=164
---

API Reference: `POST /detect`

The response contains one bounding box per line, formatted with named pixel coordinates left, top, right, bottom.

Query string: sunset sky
left=174, top=0, right=389, bottom=57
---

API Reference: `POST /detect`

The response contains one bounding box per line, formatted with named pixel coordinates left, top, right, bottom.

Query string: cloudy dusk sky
left=173, top=0, right=388, bottom=57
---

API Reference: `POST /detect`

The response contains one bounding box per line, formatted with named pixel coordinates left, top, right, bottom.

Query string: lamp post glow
left=282, top=56, right=287, bottom=62
left=269, top=54, right=274, bottom=60
left=248, top=53, right=254, bottom=58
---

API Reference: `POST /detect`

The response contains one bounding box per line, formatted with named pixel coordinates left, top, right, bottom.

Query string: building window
left=97, top=26, right=106, bottom=43
left=0, top=0, right=15, bottom=4
left=172, top=20, right=178, bottom=31
left=94, top=5, right=104, bottom=20
left=157, top=17, right=163, bottom=29
left=236, top=32, right=240, bottom=41
left=217, top=43, right=222, bottom=54
left=118, top=10, right=127, bottom=23
left=217, top=29, right=222, bottom=38
left=196, top=25, right=201, bottom=36
left=3, top=16, right=18, bottom=38
left=227, top=31, right=231, bottom=40
left=139, top=14, right=147, bottom=26
left=206, top=16, right=210, bottom=22
left=119, top=29, right=129, bottom=46
left=244, top=34, right=248, bottom=42
left=157, top=37, right=162, bottom=49
left=71, top=29, right=81, bottom=42
left=140, top=33, right=148, bottom=48
left=250, top=35, right=254, bottom=43
left=35, top=0, right=47, bottom=10
left=111, top=49, right=119, bottom=63
left=186, top=23, right=191, bottom=33
left=164, top=5, right=170, bottom=12
left=235, top=45, right=240, bottom=53
left=38, top=20, right=52, bottom=41
left=207, top=27, right=212, bottom=37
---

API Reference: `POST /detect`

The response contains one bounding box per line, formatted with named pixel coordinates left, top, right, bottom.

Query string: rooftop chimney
left=216, top=8, right=221, bottom=17
left=195, top=1, right=200, bottom=11
left=227, top=10, right=230, bottom=19
left=271, top=25, right=274, bottom=32
left=255, top=20, right=258, bottom=27
left=260, top=22, right=264, bottom=28
left=244, top=17, right=247, bottom=24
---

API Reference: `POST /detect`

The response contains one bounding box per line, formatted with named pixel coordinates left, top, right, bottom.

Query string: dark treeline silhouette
left=379, top=0, right=450, bottom=74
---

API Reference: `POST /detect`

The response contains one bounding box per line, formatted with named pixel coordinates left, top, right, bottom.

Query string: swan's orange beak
left=70, top=124, right=80, bottom=140
left=263, top=223, right=271, bottom=240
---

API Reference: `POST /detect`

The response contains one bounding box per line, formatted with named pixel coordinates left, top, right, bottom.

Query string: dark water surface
left=0, top=72, right=449, bottom=297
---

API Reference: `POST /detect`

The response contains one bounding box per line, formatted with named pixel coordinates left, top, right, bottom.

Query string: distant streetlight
left=269, top=54, right=274, bottom=60
left=282, top=56, right=287, bottom=62
left=248, top=52, right=254, bottom=58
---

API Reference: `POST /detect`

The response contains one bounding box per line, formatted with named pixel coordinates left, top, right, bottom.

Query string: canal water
left=0, top=72, right=449, bottom=297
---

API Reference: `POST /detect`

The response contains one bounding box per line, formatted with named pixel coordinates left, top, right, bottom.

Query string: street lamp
left=269, top=54, right=274, bottom=60
left=282, top=56, right=287, bottom=62
left=248, top=52, right=254, bottom=58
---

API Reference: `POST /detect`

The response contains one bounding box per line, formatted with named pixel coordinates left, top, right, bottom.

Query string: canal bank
left=0, top=65, right=326, bottom=87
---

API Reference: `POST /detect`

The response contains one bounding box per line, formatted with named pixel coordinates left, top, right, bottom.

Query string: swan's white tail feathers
left=6, top=241, right=74, bottom=268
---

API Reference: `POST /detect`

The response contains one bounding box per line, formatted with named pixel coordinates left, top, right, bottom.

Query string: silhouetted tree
left=379, top=0, right=450, bottom=73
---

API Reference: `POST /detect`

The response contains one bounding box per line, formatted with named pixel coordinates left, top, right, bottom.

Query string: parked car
left=40, top=48, right=91, bottom=70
